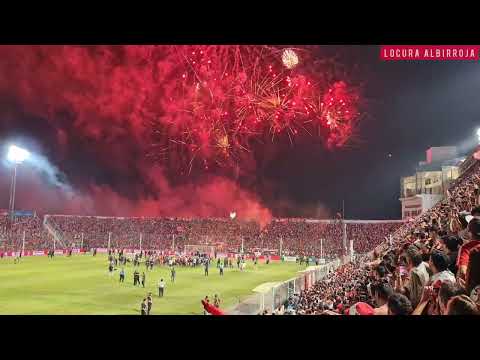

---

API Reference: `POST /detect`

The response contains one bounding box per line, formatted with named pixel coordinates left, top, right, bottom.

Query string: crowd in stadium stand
left=277, top=160, right=480, bottom=315
left=43, top=215, right=401, bottom=259
left=0, top=210, right=403, bottom=261
left=347, top=223, right=401, bottom=254
left=0, top=215, right=51, bottom=252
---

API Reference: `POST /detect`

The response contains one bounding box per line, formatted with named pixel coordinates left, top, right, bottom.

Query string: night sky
left=275, top=45, right=480, bottom=219
left=1, top=45, right=480, bottom=221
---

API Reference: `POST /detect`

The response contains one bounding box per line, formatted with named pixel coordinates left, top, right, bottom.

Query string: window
left=425, top=178, right=431, bottom=186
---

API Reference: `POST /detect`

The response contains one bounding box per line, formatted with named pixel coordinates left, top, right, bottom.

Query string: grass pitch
left=0, top=255, right=305, bottom=315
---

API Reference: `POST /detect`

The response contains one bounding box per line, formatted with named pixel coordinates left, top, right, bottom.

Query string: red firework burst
left=146, top=45, right=362, bottom=174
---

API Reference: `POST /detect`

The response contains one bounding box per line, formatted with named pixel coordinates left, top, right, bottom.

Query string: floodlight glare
left=7, top=145, right=30, bottom=164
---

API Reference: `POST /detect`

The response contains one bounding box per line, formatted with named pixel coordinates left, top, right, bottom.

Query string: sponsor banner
left=96, top=248, right=108, bottom=253
left=283, top=256, right=297, bottom=262
left=380, top=45, right=479, bottom=61
left=72, top=249, right=80, bottom=254
left=13, top=210, right=35, bottom=217
left=34, top=251, right=45, bottom=256
left=54, top=250, right=64, bottom=255
left=216, top=253, right=228, bottom=259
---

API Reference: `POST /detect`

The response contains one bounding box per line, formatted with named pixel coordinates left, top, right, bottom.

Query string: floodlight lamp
left=7, top=145, right=30, bottom=164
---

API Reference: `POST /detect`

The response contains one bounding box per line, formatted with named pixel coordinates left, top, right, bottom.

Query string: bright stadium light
left=7, top=145, right=30, bottom=164
left=6, top=145, right=31, bottom=222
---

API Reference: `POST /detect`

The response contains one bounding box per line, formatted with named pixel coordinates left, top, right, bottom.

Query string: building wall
left=400, top=176, right=416, bottom=198
left=401, top=196, right=423, bottom=219
left=400, top=146, right=461, bottom=219
left=416, top=171, right=443, bottom=195
left=426, top=146, right=457, bottom=164
left=400, top=194, right=443, bottom=219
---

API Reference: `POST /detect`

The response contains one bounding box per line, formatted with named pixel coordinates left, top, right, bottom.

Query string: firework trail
left=0, top=45, right=361, bottom=176
left=148, top=45, right=362, bottom=174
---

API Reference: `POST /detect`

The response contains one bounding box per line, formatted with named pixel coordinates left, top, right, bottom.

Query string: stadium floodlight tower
left=7, top=145, right=30, bottom=221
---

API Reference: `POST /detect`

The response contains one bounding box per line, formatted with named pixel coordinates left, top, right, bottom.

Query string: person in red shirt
left=457, top=218, right=480, bottom=280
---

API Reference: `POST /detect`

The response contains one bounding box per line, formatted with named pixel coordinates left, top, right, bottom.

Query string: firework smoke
left=0, top=45, right=362, bottom=223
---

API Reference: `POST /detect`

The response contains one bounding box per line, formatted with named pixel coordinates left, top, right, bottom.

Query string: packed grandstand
left=1, top=151, right=480, bottom=315
left=0, top=215, right=402, bottom=259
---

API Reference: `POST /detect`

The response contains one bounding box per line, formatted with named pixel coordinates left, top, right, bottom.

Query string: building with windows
left=400, top=146, right=463, bottom=219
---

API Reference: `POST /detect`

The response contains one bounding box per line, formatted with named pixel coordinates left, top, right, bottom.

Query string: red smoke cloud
left=0, top=46, right=358, bottom=223
left=0, top=164, right=272, bottom=226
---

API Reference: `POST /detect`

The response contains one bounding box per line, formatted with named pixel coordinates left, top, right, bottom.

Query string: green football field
left=0, top=255, right=306, bottom=315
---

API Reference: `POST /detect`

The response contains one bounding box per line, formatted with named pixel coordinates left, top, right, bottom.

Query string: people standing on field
left=147, top=293, right=153, bottom=315
left=214, top=294, right=221, bottom=308
left=141, top=298, right=147, bottom=315
left=204, top=260, right=209, bottom=276
left=241, top=261, right=246, bottom=272
left=134, top=269, right=140, bottom=286
left=119, top=268, right=125, bottom=282
left=158, top=278, right=165, bottom=297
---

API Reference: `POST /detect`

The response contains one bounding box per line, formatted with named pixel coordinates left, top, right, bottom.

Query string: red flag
left=201, top=300, right=225, bottom=315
